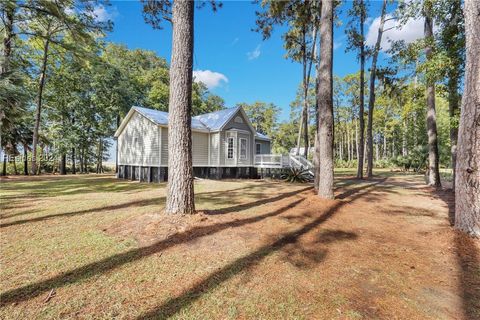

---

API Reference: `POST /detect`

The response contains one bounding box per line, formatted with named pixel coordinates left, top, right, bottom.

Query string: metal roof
left=129, top=106, right=270, bottom=140
left=255, top=132, right=271, bottom=141
left=134, top=106, right=209, bottom=131
left=192, top=106, right=240, bottom=131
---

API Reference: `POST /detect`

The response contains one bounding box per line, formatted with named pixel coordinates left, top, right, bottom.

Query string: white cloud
left=366, top=14, right=425, bottom=51
left=334, top=41, right=343, bottom=51
left=231, top=37, right=239, bottom=46
left=247, top=44, right=261, bottom=60
left=92, top=4, right=117, bottom=22
left=193, top=70, right=228, bottom=89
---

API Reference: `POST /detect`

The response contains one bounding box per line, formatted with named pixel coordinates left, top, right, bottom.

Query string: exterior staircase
left=255, top=154, right=315, bottom=176
left=289, top=155, right=315, bottom=176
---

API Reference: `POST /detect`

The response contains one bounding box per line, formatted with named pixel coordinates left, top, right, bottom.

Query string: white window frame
left=240, top=138, right=247, bottom=160
left=256, top=143, right=261, bottom=155
left=227, top=137, right=234, bottom=159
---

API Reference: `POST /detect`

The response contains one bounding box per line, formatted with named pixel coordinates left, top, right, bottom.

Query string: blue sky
left=102, top=1, right=424, bottom=121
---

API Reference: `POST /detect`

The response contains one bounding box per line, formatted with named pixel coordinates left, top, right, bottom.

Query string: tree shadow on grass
left=0, top=176, right=155, bottom=200
left=433, top=189, right=480, bottom=320
left=280, top=229, right=358, bottom=269
left=135, top=180, right=384, bottom=319
left=0, top=195, right=308, bottom=305
left=202, top=186, right=312, bottom=215
left=0, top=198, right=165, bottom=228
left=454, top=232, right=480, bottom=320
left=0, top=179, right=384, bottom=310
left=0, top=185, right=311, bottom=228
left=335, top=177, right=388, bottom=200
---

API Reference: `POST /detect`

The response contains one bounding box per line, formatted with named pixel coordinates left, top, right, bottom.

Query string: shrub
left=391, top=145, right=428, bottom=172
left=281, top=167, right=313, bottom=183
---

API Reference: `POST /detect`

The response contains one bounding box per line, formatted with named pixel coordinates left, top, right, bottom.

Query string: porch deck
left=254, top=154, right=314, bottom=174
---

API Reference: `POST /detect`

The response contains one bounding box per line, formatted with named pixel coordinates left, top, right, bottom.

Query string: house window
left=234, top=116, right=243, bottom=124
left=256, top=143, right=261, bottom=155
left=227, top=137, right=234, bottom=159
left=240, top=138, right=247, bottom=160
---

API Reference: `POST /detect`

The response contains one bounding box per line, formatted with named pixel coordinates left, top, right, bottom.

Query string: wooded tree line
left=0, top=0, right=225, bottom=176
left=247, top=0, right=478, bottom=235
left=266, top=0, right=465, bottom=183
left=1, top=0, right=478, bottom=235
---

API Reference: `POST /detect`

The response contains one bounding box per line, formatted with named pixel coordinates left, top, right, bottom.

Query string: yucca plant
left=281, top=167, right=313, bottom=183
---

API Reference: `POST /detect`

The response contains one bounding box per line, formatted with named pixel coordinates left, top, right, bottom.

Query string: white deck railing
left=254, top=154, right=286, bottom=167
left=254, top=154, right=314, bottom=174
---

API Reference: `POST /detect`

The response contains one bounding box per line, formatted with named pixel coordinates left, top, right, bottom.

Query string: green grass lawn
left=1, top=175, right=311, bottom=319
left=0, top=170, right=476, bottom=319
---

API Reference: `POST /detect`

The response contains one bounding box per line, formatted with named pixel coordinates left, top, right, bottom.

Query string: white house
left=114, top=105, right=273, bottom=182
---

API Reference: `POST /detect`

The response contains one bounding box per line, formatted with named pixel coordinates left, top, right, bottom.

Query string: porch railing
left=254, top=154, right=315, bottom=175
left=254, top=154, right=286, bottom=167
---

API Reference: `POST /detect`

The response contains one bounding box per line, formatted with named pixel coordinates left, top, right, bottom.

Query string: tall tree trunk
left=2, top=154, right=6, bottom=176
left=79, top=150, right=84, bottom=174
left=448, top=76, right=459, bottom=190
left=96, top=139, right=101, bottom=174
left=60, top=154, right=66, bottom=175
left=165, top=0, right=195, bottom=214
left=413, top=114, right=418, bottom=146
left=356, top=0, right=366, bottom=179
left=115, top=114, right=120, bottom=173
left=301, top=29, right=309, bottom=158
left=37, top=145, right=42, bottom=174
left=295, top=113, right=304, bottom=155
left=366, top=0, right=387, bottom=178
left=402, top=119, right=408, bottom=156
left=339, top=133, right=343, bottom=161
left=455, top=0, right=479, bottom=237
left=347, top=128, right=351, bottom=162
left=23, top=145, right=28, bottom=175
left=317, top=0, right=334, bottom=199
left=313, top=43, right=320, bottom=190
left=392, top=138, right=395, bottom=158
left=96, top=138, right=103, bottom=174
left=298, top=26, right=317, bottom=159
left=71, top=115, right=76, bottom=174
left=71, top=147, right=76, bottom=174
left=424, top=11, right=441, bottom=188
left=1, top=2, right=14, bottom=76
left=314, top=132, right=320, bottom=190
left=383, top=125, right=387, bottom=159
left=444, top=0, right=463, bottom=191
left=355, top=118, right=359, bottom=160
left=350, top=125, right=354, bottom=161
left=31, top=38, right=50, bottom=175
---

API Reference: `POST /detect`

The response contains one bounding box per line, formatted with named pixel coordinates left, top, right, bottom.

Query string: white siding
left=192, top=132, right=209, bottom=166
left=118, top=112, right=160, bottom=166
left=209, top=132, right=220, bottom=166
left=255, top=139, right=271, bottom=154
left=219, top=131, right=225, bottom=166
left=224, top=112, right=251, bottom=131
left=161, top=127, right=168, bottom=166
left=159, top=127, right=209, bottom=166
left=117, top=108, right=262, bottom=168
